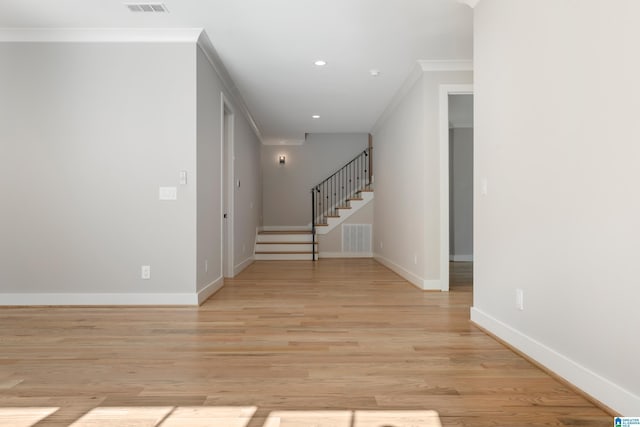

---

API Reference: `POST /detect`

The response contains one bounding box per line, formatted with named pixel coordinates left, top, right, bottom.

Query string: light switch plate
left=159, top=186, right=177, bottom=200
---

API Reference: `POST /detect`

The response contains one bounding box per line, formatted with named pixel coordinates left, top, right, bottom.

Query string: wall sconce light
left=279, top=155, right=286, bottom=165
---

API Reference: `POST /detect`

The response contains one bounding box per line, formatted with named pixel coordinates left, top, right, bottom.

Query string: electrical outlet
left=516, top=289, right=524, bottom=310
left=141, top=265, right=151, bottom=280
left=414, top=254, right=418, bottom=265
left=204, top=259, right=208, bottom=273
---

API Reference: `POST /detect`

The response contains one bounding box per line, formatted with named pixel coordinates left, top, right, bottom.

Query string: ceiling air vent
left=125, top=3, right=168, bottom=13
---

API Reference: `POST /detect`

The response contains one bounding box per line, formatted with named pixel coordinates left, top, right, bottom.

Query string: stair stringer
left=314, top=191, right=374, bottom=235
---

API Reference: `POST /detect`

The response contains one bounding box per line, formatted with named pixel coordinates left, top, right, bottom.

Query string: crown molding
left=196, top=31, right=264, bottom=143
left=418, top=59, right=474, bottom=71
left=457, top=0, right=481, bottom=8
left=261, top=139, right=305, bottom=146
left=370, top=62, right=424, bottom=135
left=0, top=28, right=265, bottom=143
left=0, top=28, right=202, bottom=43
left=371, top=59, right=474, bottom=134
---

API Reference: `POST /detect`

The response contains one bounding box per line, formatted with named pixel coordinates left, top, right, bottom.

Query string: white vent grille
left=125, top=3, right=168, bottom=13
left=342, top=224, right=372, bottom=253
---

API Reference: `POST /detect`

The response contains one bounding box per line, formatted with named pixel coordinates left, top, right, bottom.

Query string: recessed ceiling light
left=312, top=115, right=320, bottom=119
left=369, top=69, right=380, bottom=77
left=314, top=60, right=327, bottom=66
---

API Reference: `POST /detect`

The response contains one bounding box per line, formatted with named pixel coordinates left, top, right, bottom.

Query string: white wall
left=372, top=66, right=472, bottom=290
left=449, top=126, right=473, bottom=260
left=261, top=133, right=368, bottom=226
left=0, top=42, right=198, bottom=304
left=472, top=0, right=640, bottom=414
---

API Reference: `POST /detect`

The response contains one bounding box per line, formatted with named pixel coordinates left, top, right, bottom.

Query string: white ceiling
left=0, top=0, right=473, bottom=144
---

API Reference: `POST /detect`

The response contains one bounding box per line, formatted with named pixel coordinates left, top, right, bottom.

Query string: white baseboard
left=320, top=252, right=373, bottom=258
left=197, top=276, right=224, bottom=305
left=471, top=307, right=639, bottom=415
left=422, top=279, right=442, bottom=291
left=450, top=254, right=473, bottom=262
left=374, top=255, right=441, bottom=291
left=234, top=256, right=254, bottom=276
left=0, top=292, right=199, bottom=306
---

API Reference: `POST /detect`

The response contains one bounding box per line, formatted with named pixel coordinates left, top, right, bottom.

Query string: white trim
left=0, top=28, right=203, bottom=43
left=0, top=293, right=198, bottom=306
left=197, top=32, right=263, bottom=144
left=320, top=252, right=373, bottom=259
left=234, top=256, right=254, bottom=276
left=439, top=84, right=474, bottom=292
left=261, top=225, right=311, bottom=231
left=221, top=93, right=235, bottom=278
left=471, top=307, right=640, bottom=415
left=449, top=124, right=473, bottom=129
left=197, top=276, right=224, bottom=305
left=372, top=59, right=473, bottom=136
left=457, top=0, right=481, bottom=9
left=450, top=254, right=474, bottom=262
left=371, top=63, right=423, bottom=134
left=419, top=60, right=474, bottom=72
left=314, top=192, right=374, bottom=235
left=261, top=139, right=306, bottom=146
left=374, top=255, right=441, bottom=291
left=421, top=280, right=442, bottom=291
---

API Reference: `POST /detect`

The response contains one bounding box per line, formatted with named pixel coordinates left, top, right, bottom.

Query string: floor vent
left=342, top=224, right=372, bottom=253
left=125, top=3, right=168, bottom=13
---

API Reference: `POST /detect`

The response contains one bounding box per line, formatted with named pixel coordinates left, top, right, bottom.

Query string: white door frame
left=439, top=84, right=473, bottom=291
left=221, top=93, right=235, bottom=278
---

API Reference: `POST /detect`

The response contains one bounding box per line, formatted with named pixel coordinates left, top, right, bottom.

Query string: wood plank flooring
left=0, top=260, right=611, bottom=426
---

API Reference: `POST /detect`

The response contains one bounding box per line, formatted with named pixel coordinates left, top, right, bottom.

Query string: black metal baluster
left=311, top=188, right=315, bottom=261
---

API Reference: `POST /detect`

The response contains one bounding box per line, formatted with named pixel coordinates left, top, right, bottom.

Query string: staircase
left=254, top=230, right=317, bottom=260
left=254, top=146, right=372, bottom=261
left=314, top=188, right=373, bottom=235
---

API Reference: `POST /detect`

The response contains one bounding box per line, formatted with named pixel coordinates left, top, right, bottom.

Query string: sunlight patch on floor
left=159, top=406, right=257, bottom=427
left=0, top=407, right=59, bottom=427
left=0, top=406, right=442, bottom=427
left=69, top=407, right=174, bottom=426
left=264, top=410, right=442, bottom=427
left=264, top=410, right=351, bottom=427
left=354, top=410, right=442, bottom=427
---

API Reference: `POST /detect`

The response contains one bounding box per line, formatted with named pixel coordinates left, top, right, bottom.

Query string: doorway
left=221, top=95, right=235, bottom=278
left=448, top=94, right=474, bottom=291
left=439, top=85, right=473, bottom=291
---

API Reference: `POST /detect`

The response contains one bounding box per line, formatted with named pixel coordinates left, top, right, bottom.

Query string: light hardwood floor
left=0, top=260, right=611, bottom=426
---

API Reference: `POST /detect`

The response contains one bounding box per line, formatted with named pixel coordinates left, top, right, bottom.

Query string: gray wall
left=449, top=126, right=473, bottom=259
left=0, top=40, right=263, bottom=303
left=474, top=0, right=640, bottom=413
left=0, top=42, right=197, bottom=298
left=196, top=46, right=262, bottom=285
left=196, top=47, right=223, bottom=291
left=261, top=133, right=368, bottom=226
left=232, top=86, right=263, bottom=270
left=372, top=69, right=473, bottom=289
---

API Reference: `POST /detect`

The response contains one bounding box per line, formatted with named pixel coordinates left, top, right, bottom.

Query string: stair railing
left=310, top=147, right=372, bottom=260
